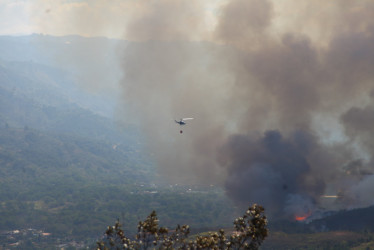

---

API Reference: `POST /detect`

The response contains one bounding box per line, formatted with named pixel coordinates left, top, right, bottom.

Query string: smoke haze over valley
left=2, top=0, right=374, bottom=222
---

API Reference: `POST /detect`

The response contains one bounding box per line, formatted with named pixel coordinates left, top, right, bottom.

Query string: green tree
left=97, top=204, right=268, bottom=250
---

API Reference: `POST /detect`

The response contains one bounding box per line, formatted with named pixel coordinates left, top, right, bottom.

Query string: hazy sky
left=0, top=0, right=341, bottom=42
left=0, top=0, right=220, bottom=38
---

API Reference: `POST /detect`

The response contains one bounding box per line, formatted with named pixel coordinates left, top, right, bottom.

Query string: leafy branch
left=97, top=204, right=268, bottom=250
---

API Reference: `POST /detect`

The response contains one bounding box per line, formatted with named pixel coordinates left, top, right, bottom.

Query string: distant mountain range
left=0, top=34, right=126, bottom=117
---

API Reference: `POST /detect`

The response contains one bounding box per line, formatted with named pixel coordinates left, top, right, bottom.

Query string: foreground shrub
left=97, top=204, right=268, bottom=249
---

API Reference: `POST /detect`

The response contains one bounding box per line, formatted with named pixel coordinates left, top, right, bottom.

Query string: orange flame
left=294, top=211, right=312, bottom=221
left=295, top=215, right=308, bottom=221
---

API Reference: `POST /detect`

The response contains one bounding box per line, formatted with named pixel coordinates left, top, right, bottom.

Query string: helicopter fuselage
left=175, top=120, right=186, bottom=125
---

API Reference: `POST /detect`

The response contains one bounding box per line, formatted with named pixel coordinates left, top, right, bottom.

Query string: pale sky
left=0, top=0, right=333, bottom=42
left=1, top=0, right=355, bottom=51
left=0, top=0, right=223, bottom=39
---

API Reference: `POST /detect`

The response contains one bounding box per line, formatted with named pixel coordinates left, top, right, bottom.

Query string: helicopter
left=175, top=118, right=194, bottom=133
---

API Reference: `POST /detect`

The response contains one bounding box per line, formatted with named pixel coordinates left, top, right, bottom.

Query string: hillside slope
left=0, top=36, right=235, bottom=244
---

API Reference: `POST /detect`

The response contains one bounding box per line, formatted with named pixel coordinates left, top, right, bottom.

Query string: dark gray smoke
left=116, top=0, right=374, bottom=218
left=219, top=130, right=325, bottom=218
left=338, top=97, right=374, bottom=208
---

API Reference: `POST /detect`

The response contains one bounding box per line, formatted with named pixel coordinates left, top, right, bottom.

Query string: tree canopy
left=97, top=204, right=268, bottom=250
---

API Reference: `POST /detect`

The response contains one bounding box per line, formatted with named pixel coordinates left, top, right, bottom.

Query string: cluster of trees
left=0, top=188, right=234, bottom=239
left=0, top=127, right=235, bottom=241
left=97, top=204, right=268, bottom=250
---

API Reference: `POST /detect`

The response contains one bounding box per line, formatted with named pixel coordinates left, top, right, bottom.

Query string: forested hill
left=0, top=59, right=138, bottom=144
left=0, top=36, right=234, bottom=245
left=0, top=37, right=155, bottom=238
left=0, top=57, right=148, bottom=179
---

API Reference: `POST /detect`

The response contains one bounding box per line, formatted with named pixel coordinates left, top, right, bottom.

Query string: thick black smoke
left=219, top=130, right=325, bottom=218
left=114, top=0, right=374, bottom=218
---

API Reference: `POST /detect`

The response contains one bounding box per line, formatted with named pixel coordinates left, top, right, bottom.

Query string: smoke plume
left=115, top=0, right=374, bottom=218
